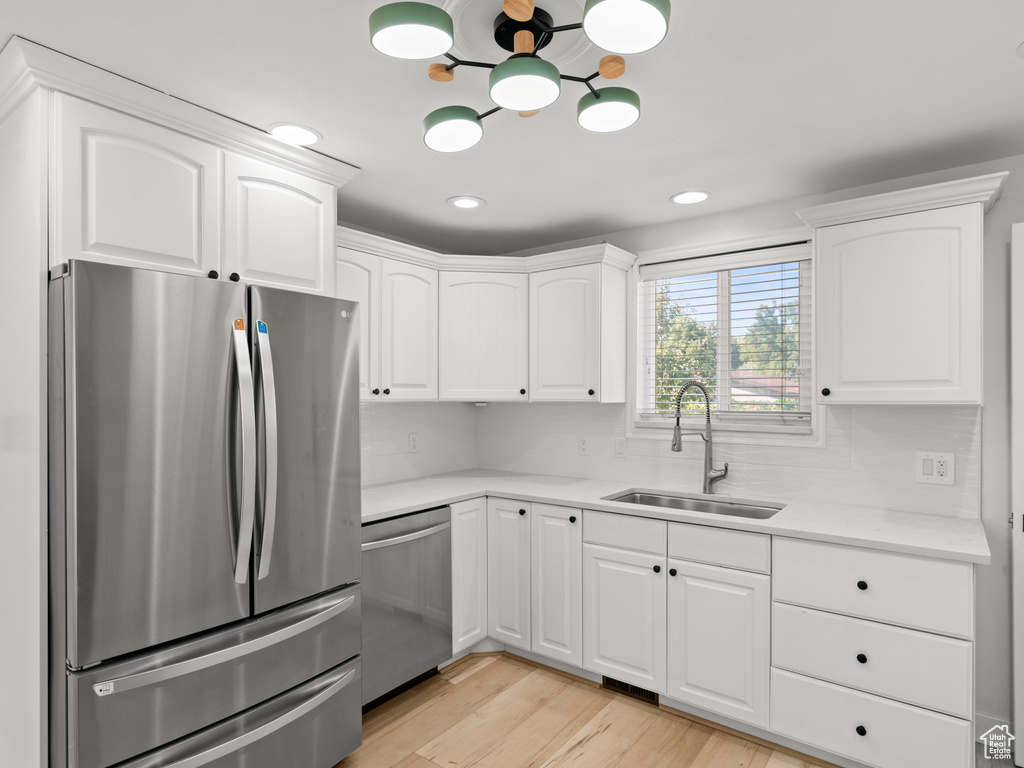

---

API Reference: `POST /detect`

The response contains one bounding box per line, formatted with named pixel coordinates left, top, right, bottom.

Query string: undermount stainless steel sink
left=604, top=489, right=784, bottom=520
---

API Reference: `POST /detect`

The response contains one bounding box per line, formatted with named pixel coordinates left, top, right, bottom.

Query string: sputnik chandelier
left=368, top=0, right=671, bottom=152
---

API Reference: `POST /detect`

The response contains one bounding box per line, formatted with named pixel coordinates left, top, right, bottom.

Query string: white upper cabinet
left=798, top=173, right=1007, bottom=405
left=439, top=272, right=529, bottom=401
left=335, top=248, right=379, bottom=401
left=380, top=258, right=439, bottom=400
left=529, top=262, right=627, bottom=402
left=336, top=248, right=438, bottom=401
left=223, top=153, right=335, bottom=294
left=56, top=95, right=221, bottom=276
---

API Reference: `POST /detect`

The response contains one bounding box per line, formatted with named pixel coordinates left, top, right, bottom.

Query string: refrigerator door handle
left=91, top=593, right=356, bottom=697
left=232, top=319, right=257, bottom=584
left=130, top=663, right=358, bottom=768
left=254, top=319, right=279, bottom=580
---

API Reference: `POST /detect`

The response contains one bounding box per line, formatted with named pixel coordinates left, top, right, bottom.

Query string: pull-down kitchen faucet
left=671, top=380, right=728, bottom=494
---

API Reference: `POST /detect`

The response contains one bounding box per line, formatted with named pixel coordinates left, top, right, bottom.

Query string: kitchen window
left=635, top=242, right=814, bottom=436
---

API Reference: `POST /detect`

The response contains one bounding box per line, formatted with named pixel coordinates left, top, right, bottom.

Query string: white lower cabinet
left=487, top=498, right=531, bottom=650
left=666, top=559, right=769, bottom=727
left=451, top=498, right=488, bottom=655
left=582, top=542, right=666, bottom=692
left=530, top=504, right=582, bottom=667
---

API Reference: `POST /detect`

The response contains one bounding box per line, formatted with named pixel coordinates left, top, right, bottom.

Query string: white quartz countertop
left=360, top=470, right=991, bottom=564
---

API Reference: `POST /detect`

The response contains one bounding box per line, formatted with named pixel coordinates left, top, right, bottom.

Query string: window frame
left=627, top=239, right=825, bottom=446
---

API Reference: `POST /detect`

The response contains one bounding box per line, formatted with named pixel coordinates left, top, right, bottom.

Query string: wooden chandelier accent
left=514, top=30, right=535, bottom=54
left=428, top=62, right=454, bottom=82
left=599, top=55, right=626, bottom=79
left=503, top=0, right=535, bottom=22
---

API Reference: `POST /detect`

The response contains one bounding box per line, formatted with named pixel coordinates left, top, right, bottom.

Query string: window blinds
left=636, top=244, right=812, bottom=431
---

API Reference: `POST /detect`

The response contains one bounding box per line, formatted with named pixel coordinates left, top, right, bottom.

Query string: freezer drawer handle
left=254, top=319, right=279, bottom=580
left=91, top=593, right=356, bottom=697
left=361, top=521, right=451, bottom=552
left=148, top=663, right=357, bottom=768
left=232, top=318, right=258, bottom=584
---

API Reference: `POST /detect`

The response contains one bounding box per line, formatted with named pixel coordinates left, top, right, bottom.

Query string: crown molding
left=0, top=36, right=360, bottom=188
left=637, top=227, right=811, bottom=267
left=336, top=226, right=637, bottom=272
left=796, top=172, right=1008, bottom=229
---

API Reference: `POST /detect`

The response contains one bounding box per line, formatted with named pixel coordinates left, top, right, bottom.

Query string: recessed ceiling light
left=269, top=124, right=322, bottom=146
left=447, top=196, right=485, bottom=209
left=671, top=190, right=709, bottom=205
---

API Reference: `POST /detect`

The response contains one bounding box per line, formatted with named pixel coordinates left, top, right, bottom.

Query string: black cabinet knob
left=569, top=515, right=577, bottom=523
left=856, top=653, right=868, bottom=664
left=520, top=388, right=526, bottom=395
left=229, top=272, right=240, bottom=282
left=653, top=565, right=661, bottom=573
left=855, top=725, right=867, bottom=737
left=857, top=580, right=868, bottom=591
left=383, top=388, right=391, bottom=395
left=669, top=568, right=678, bottom=577
left=588, top=389, right=595, bottom=396
left=821, top=387, right=831, bottom=397
left=207, top=270, right=219, bottom=279
left=372, top=388, right=380, bottom=395
left=519, top=509, right=526, bottom=516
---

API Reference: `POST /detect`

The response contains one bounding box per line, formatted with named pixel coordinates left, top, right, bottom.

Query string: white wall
left=360, top=402, right=478, bottom=486
left=0, top=89, right=48, bottom=766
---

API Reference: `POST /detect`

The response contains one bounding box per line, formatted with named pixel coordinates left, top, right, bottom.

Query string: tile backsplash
left=360, top=400, right=981, bottom=519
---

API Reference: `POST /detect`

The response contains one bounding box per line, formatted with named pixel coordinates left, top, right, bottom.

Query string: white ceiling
left=5, top=1, right=1024, bottom=255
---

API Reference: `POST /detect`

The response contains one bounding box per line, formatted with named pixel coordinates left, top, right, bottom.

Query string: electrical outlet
left=915, top=451, right=954, bottom=485
left=409, top=432, right=419, bottom=454
left=578, top=436, right=590, bottom=456
left=615, top=438, right=628, bottom=458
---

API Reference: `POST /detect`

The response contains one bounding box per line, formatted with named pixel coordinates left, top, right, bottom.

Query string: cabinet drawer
left=668, top=524, right=769, bottom=573
left=773, top=538, right=973, bottom=638
left=770, top=669, right=971, bottom=768
left=772, top=603, right=972, bottom=718
left=584, top=511, right=665, bottom=555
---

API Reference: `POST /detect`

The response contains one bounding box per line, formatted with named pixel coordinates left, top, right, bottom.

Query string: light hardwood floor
left=335, top=653, right=839, bottom=768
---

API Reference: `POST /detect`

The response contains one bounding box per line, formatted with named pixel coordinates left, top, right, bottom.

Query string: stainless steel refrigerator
left=48, top=260, right=363, bottom=768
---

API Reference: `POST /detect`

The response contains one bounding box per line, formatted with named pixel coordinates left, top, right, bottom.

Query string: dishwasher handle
left=361, top=521, right=451, bottom=552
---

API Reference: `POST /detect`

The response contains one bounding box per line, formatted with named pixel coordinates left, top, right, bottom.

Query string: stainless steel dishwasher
left=360, top=506, right=452, bottom=706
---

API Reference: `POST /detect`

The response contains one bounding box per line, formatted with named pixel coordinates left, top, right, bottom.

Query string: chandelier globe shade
left=422, top=106, right=484, bottom=152
left=488, top=55, right=561, bottom=112
left=369, top=2, right=454, bottom=59
left=577, top=87, right=640, bottom=132
left=582, top=0, right=671, bottom=54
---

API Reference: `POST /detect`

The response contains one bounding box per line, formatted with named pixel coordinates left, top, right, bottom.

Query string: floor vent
left=602, top=676, right=659, bottom=706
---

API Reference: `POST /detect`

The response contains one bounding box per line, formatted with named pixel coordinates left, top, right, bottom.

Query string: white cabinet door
left=439, top=272, right=529, bottom=401
left=666, top=559, right=769, bottom=727
left=335, top=248, right=379, bottom=400
left=56, top=95, right=221, bottom=276
left=451, top=497, right=488, bottom=655
left=380, top=258, right=438, bottom=400
left=582, top=542, right=666, bottom=692
left=530, top=264, right=602, bottom=401
left=815, top=204, right=982, bottom=404
left=531, top=504, right=582, bottom=667
left=223, top=153, right=335, bottom=295
left=487, top=498, right=531, bottom=650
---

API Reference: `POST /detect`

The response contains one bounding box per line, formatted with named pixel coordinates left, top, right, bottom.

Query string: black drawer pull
left=569, top=516, right=577, bottom=523
left=372, top=388, right=380, bottom=395
left=229, top=272, right=240, bottom=282
left=588, top=388, right=595, bottom=396
left=653, top=565, right=661, bottom=573
left=520, top=388, right=526, bottom=395
left=855, top=725, right=867, bottom=737
left=208, top=270, right=219, bottom=279
left=383, top=388, right=391, bottom=395
left=821, top=387, right=831, bottom=396
left=669, top=568, right=677, bottom=577
left=856, top=653, right=868, bottom=664
left=857, top=580, right=868, bottom=591
left=519, top=509, right=526, bottom=516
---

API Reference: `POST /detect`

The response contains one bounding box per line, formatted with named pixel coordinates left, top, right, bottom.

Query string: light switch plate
left=915, top=451, right=954, bottom=485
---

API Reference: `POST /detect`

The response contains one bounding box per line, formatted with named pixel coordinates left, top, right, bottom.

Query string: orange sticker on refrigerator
left=234, top=319, right=245, bottom=331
